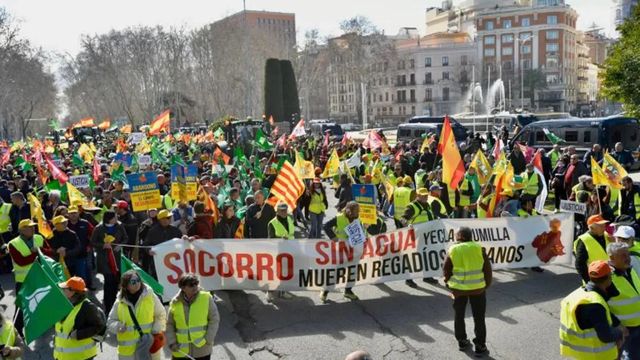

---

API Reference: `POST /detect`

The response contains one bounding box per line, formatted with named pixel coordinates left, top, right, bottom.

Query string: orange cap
left=588, top=260, right=611, bottom=279
left=587, top=215, right=609, bottom=226
left=59, top=276, right=87, bottom=293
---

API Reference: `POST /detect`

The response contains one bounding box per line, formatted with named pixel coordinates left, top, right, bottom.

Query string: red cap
left=588, top=260, right=611, bottom=279
left=587, top=215, right=609, bottom=226
left=59, top=276, right=88, bottom=293
left=116, top=200, right=129, bottom=210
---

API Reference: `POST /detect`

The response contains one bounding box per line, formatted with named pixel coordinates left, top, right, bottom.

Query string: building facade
left=476, top=0, right=580, bottom=112
left=613, top=0, right=639, bottom=27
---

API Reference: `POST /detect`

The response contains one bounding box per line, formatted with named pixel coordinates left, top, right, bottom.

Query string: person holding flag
left=51, top=215, right=81, bottom=278
left=54, top=277, right=106, bottom=360
left=619, top=176, right=640, bottom=224
left=0, top=308, right=24, bottom=359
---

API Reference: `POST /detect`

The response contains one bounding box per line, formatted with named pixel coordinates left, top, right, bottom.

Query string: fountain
left=485, top=79, right=505, bottom=114
left=459, top=82, right=484, bottom=114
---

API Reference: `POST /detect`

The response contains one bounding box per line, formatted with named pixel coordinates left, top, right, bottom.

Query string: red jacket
left=190, top=215, right=215, bottom=239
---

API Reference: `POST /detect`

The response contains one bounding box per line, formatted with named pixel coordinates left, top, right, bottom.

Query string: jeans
left=622, top=326, right=640, bottom=360
left=309, top=212, right=324, bottom=239
left=453, top=292, right=487, bottom=347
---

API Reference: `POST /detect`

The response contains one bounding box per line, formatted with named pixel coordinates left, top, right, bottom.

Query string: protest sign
left=153, top=213, right=574, bottom=300
left=128, top=132, right=145, bottom=144
left=345, top=219, right=367, bottom=247
left=69, top=175, right=89, bottom=189
left=127, top=171, right=161, bottom=211
left=138, top=155, right=152, bottom=168
left=171, top=164, right=197, bottom=202
left=352, top=184, right=377, bottom=225
left=559, top=200, right=586, bottom=215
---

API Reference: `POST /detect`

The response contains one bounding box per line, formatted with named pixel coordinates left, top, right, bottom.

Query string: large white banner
left=153, top=214, right=574, bottom=300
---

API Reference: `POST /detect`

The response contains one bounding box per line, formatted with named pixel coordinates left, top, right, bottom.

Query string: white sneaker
left=266, top=291, right=276, bottom=303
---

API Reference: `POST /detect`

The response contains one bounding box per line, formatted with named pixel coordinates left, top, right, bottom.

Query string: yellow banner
left=130, top=190, right=162, bottom=212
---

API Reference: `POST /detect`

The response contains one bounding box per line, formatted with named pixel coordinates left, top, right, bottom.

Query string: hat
left=18, top=219, right=37, bottom=230
left=59, top=276, right=87, bottom=293
left=67, top=205, right=79, bottom=214
left=403, top=175, right=413, bottom=184
left=587, top=215, right=609, bottom=226
left=588, top=260, right=611, bottom=279
left=276, top=201, right=288, bottom=210
left=116, top=200, right=129, bottom=210
left=313, top=177, right=321, bottom=184
left=396, top=178, right=405, bottom=187
left=52, top=215, right=68, bottom=226
left=614, top=225, right=636, bottom=239
left=416, top=188, right=429, bottom=196
left=157, top=209, right=172, bottom=220
left=429, top=184, right=442, bottom=191
left=613, top=215, right=635, bottom=227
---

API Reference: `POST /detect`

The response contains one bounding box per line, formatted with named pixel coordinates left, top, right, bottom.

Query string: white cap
left=614, top=225, right=636, bottom=239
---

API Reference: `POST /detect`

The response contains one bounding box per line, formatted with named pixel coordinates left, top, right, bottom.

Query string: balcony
left=424, top=97, right=433, bottom=102
left=577, top=76, right=588, bottom=81
left=396, top=99, right=407, bottom=104
left=394, top=82, right=408, bottom=87
left=423, top=79, right=434, bottom=85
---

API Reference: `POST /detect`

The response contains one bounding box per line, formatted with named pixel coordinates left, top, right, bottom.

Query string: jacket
left=90, top=222, right=128, bottom=275
left=442, top=242, right=493, bottom=297
left=65, top=294, right=106, bottom=341
left=143, top=223, right=182, bottom=247
left=165, top=289, right=220, bottom=359
left=189, top=215, right=215, bottom=239
left=244, top=203, right=276, bottom=239
left=214, top=217, right=241, bottom=239
left=51, top=229, right=81, bottom=264
left=574, top=232, right=608, bottom=283
left=68, top=219, right=94, bottom=257
left=106, top=285, right=166, bottom=336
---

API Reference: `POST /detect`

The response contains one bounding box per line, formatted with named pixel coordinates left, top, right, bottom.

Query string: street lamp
left=516, top=34, right=535, bottom=109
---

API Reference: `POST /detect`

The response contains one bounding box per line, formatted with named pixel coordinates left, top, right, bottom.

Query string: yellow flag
left=27, top=193, right=53, bottom=239
left=294, top=151, right=315, bottom=179
left=602, top=152, right=628, bottom=188
left=591, top=157, right=617, bottom=189
left=469, top=150, right=493, bottom=185
left=136, top=138, right=151, bottom=154
left=382, top=174, right=395, bottom=202
left=322, top=149, right=340, bottom=178
left=420, top=134, right=435, bottom=152
left=78, top=143, right=94, bottom=163
left=67, top=182, right=89, bottom=207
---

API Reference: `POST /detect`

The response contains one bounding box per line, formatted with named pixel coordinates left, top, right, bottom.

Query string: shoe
left=530, top=266, right=544, bottom=273
left=458, top=339, right=471, bottom=351
left=343, top=290, right=359, bottom=301
left=474, top=345, right=489, bottom=357
left=405, top=279, right=418, bottom=288
left=266, top=291, right=276, bottom=303
left=423, top=277, right=439, bottom=284
left=319, top=291, right=328, bottom=304
left=280, top=291, right=294, bottom=299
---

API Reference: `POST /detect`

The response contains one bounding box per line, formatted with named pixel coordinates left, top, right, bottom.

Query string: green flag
left=72, top=153, right=84, bottom=167
left=542, top=128, right=565, bottom=145
left=234, top=147, right=248, bottom=166
left=253, top=156, right=264, bottom=180
left=44, top=180, right=68, bottom=203
left=254, top=128, right=273, bottom=150
left=17, top=260, right=73, bottom=343
left=170, top=154, right=187, bottom=167
left=213, top=127, right=224, bottom=139
left=151, top=145, right=168, bottom=164
left=39, top=253, right=67, bottom=283
left=111, top=163, right=126, bottom=182
left=120, top=255, right=164, bottom=297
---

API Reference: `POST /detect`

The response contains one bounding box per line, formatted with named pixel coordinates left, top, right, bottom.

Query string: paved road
left=0, top=181, right=583, bottom=359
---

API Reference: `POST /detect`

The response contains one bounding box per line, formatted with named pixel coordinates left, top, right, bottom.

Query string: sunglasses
left=128, top=279, right=141, bottom=285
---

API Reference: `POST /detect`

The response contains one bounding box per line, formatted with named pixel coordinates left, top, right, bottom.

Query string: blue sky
left=0, top=0, right=614, bottom=56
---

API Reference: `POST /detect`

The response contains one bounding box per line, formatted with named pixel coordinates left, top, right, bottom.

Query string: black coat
left=244, top=203, right=276, bottom=239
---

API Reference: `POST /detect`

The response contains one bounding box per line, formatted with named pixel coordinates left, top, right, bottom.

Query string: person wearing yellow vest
left=0, top=309, right=24, bottom=359
left=559, top=260, right=625, bottom=360
left=106, top=270, right=166, bottom=360
left=0, top=198, right=12, bottom=243
left=606, top=242, right=640, bottom=358
left=308, top=178, right=328, bottom=239
left=403, top=188, right=436, bottom=287
left=391, top=178, right=414, bottom=229
left=8, top=219, right=51, bottom=336
left=443, top=227, right=492, bottom=356
left=613, top=225, right=640, bottom=273
left=266, top=202, right=296, bottom=302
left=476, top=185, right=494, bottom=219
left=575, top=215, right=614, bottom=284
left=570, top=176, right=594, bottom=202
left=516, top=196, right=540, bottom=218
left=54, top=277, right=105, bottom=360
left=455, top=169, right=476, bottom=219
left=520, top=163, right=542, bottom=198
left=619, top=176, right=640, bottom=222
left=166, top=274, right=220, bottom=360
left=427, top=184, right=448, bottom=219
left=321, top=201, right=364, bottom=303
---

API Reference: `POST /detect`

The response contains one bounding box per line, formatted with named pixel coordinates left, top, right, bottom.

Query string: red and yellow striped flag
left=269, top=160, right=305, bottom=211
left=149, top=110, right=171, bottom=135
left=79, top=117, right=95, bottom=128
left=98, top=118, right=111, bottom=131
left=121, top=124, right=132, bottom=134
left=437, top=116, right=465, bottom=190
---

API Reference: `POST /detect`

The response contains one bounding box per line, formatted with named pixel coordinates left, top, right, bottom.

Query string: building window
left=409, top=59, right=415, bottom=69
left=425, top=72, right=432, bottom=84
left=442, top=56, right=449, bottom=66
left=546, top=43, right=559, bottom=52
left=461, top=55, right=468, bottom=66
left=484, top=36, right=495, bottom=45
left=546, top=30, right=559, bottom=40
left=502, top=47, right=513, bottom=56
left=522, top=59, right=531, bottom=69
left=503, top=19, right=512, bottom=29
left=484, top=48, right=496, bottom=56
left=425, top=57, right=432, bottom=67
left=442, top=72, right=450, bottom=80
left=503, top=61, right=513, bottom=70
left=521, top=17, right=530, bottom=27
left=519, top=32, right=532, bottom=41
left=547, top=15, right=558, bottom=24
left=410, top=89, right=416, bottom=102
left=385, top=92, right=389, bottom=101
left=502, top=34, right=514, bottom=43
left=443, top=88, right=450, bottom=101
left=425, top=88, right=432, bottom=101
left=521, top=45, right=531, bottom=54
left=546, top=74, right=559, bottom=85
left=486, top=20, right=494, bottom=30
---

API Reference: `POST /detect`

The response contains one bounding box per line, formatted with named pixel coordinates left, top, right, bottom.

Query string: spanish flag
left=121, top=124, right=132, bottom=134
left=98, top=118, right=111, bottom=131
left=79, top=117, right=95, bottom=128
left=149, top=110, right=171, bottom=136
left=437, top=116, right=465, bottom=190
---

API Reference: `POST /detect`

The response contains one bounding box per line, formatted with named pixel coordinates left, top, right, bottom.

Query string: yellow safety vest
left=559, top=287, right=618, bottom=360
left=521, top=171, right=539, bottom=196
left=163, top=194, right=175, bottom=210
left=54, top=300, right=98, bottom=360
left=549, top=150, right=560, bottom=168
left=447, top=241, right=486, bottom=291
left=0, top=203, right=11, bottom=233
left=458, top=179, right=471, bottom=207
left=408, top=201, right=432, bottom=224
left=445, top=184, right=456, bottom=211
left=116, top=293, right=155, bottom=356
left=427, top=195, right=447, bottom=218
left=170, top=291, right=212, bottom=358
left=8, top=235, right=44, bottom=283
left=517, top=209, right=539, bottom=218
left=574, top=233, right=610, bottom=268
left=476, top=194, right=494, bottom=219
left=393, top=187, right=412, bottom=220
left=0, top=320, right=16, bottom=348
left=309, top=192, right=326, bottom=214
left=608, top=269, right=640, bottom=327
left=572, top=184, right=591, bottom=203
left=610, top=188, right=620, bottom=214
left=414, top=171, right=426, bottom=190
left=618, top=191, right=640, bottom=220
left=269, top=217, right=294, bottom=240
left=335, top=213, right=366, bottom=241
